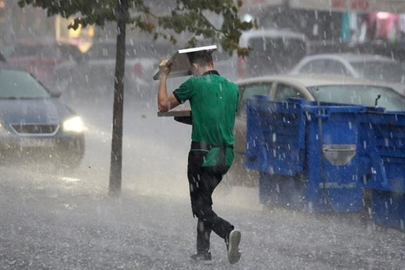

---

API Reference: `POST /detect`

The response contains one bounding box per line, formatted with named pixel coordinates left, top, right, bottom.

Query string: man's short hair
left=188, top=51, right=213, bottom=67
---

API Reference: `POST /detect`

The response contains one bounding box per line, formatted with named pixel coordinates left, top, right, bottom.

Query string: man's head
left=188, top=51, right=214, bottom=76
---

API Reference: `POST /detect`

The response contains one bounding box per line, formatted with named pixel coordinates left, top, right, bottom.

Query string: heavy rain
left=1, top=0, right=405, bottom=269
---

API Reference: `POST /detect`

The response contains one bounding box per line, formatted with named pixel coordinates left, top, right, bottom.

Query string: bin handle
left=322, top=144, right=357, bottom=166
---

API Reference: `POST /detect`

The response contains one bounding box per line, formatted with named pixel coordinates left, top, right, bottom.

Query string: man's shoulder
left=176, top=77, right=195, bottom=89
left=220, top=76, right=238, bottom=89
left=193, top=72, right=237, bottom=88
left=213, top=74, right=237, bottom=86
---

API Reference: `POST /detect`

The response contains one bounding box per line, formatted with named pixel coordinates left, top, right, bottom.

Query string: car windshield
left=308, top=85, right=405, bottom=111
left=351, top=61, right=405, bottom=83
left=0, top=69, right=51, bottom=99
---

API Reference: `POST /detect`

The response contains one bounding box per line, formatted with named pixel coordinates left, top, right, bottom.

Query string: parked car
left=197, top=28, right=309, bottom=82
left=66, top=40, right=175, bottom=99
left=6, top=42, right=83, bottom=95
left=290, top=53, right=405, bottom=95
left=0, top=64, right=85, bottom=168
left=228, top=74, right=405, bottom=186
left=237, top=28, right=309, bottom=79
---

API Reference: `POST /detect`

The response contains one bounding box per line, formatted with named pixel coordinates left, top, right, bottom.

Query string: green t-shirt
left=173, top=70, right=239, bottom=167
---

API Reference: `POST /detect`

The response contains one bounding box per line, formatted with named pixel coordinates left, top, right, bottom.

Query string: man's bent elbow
left=158, top=101, right=169, bottom=112
left=158, top=104, right=166, bottom=112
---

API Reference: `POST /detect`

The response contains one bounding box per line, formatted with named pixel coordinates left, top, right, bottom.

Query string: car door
left=234, top=82, right=273, bottom=155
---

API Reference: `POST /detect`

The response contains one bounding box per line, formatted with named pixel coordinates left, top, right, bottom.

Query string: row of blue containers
left=246, top=97, right=405, bottom=230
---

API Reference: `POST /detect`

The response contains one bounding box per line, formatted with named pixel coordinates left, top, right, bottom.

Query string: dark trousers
left=187, top=150, right=234, bottom=254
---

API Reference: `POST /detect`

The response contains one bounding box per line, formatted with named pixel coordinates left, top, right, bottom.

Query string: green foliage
left=18, top=0, right=254, bottom=56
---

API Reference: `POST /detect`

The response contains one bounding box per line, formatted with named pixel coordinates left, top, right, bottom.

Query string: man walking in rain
left=157, top=50, right=241, bottom=265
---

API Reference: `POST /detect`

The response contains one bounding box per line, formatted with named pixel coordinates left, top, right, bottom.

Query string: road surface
left=1, top=88, right=404, bottom=270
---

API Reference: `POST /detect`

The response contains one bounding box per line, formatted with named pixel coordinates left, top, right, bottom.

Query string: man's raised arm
left=158, top=59, right=180, bottom=112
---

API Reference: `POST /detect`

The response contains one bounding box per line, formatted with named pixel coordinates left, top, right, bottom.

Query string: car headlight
left=63, top=116, right=84, bottom=133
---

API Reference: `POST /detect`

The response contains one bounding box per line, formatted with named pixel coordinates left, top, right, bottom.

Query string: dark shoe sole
left=190, top=258, right=213, bottom=265
left=190, top=253, right=213, bottom=265
left=228, top=230, right=241, bottom=264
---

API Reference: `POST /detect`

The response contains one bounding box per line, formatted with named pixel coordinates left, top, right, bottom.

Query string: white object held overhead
left=153, top=45, right=217, bottom=80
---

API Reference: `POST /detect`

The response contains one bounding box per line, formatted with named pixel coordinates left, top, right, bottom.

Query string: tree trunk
left=109, top=0, right=128, bottom=197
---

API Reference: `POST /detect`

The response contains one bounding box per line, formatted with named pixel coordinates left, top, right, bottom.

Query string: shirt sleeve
left=173, top=78, right=194, bottom=104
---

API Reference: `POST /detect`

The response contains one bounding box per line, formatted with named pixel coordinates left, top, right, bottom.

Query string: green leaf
left=18, top=0, right=253, bottom=56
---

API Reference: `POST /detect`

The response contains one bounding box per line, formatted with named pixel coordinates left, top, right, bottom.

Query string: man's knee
left=192, top=202, right=212, bottom=219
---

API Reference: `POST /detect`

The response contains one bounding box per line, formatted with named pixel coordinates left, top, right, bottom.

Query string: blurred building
left=241, top=4, right=343, bottom=41
left=0, top=2, right=95, bottom=52
left=239, top=0, right=405, bottom=46
left=3, top=0, right=405, bottom=56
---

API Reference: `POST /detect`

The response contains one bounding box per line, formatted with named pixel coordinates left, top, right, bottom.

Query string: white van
left=212, top=28, right=309, bottom=81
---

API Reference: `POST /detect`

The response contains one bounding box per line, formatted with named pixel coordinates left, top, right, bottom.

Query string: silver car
left=290, top=53, right=405, bottom=95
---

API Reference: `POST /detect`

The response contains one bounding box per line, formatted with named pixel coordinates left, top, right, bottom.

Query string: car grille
left=10, top=124, right=59, bottom=135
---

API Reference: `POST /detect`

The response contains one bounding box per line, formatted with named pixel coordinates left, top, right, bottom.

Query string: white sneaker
left=227, top=230, right=241, bottom=264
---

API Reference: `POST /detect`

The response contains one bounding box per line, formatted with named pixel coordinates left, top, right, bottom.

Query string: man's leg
left=197, top=165, right=241, bottom=265
left=192, top=165, right=234, bottom=241
left=196, top=219, right=211, bottom=254
left=188, top=151, right=214, bottom=262
left=187, top=152, right=241, bottom=264
left=190, top=218, right=213, bottom=263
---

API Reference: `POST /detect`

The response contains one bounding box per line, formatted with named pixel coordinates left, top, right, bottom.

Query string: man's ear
left=190, top=63, right=199, bottom=76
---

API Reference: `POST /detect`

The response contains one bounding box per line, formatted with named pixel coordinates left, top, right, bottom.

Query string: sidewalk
left=1, top=165, right=405, bottom=270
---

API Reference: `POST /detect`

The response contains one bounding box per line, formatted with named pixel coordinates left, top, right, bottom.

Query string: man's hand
left=159, top=59, right=172, bottom=78
left=158, top=59, right=180, bottom=112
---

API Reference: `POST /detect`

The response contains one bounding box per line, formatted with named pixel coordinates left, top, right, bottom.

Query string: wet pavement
left=1, top=91, right=405, bottom=270
left=1, top=164, right=405, bottom=270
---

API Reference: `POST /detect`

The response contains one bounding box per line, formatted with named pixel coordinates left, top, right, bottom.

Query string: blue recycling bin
left=246, top=97, right=306, bottom=175
left=358, top=110, right=405, bottom=193
left=247, top=98, right=364, bottom=212
left=246, top=97, right=307, bottom=210
left=358, top=109, right=405, bottom=231
left=304, top=102, right=364, bottom=212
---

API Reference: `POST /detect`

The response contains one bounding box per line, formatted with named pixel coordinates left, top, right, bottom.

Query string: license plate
left=19, top=138, right=56, bottom=147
